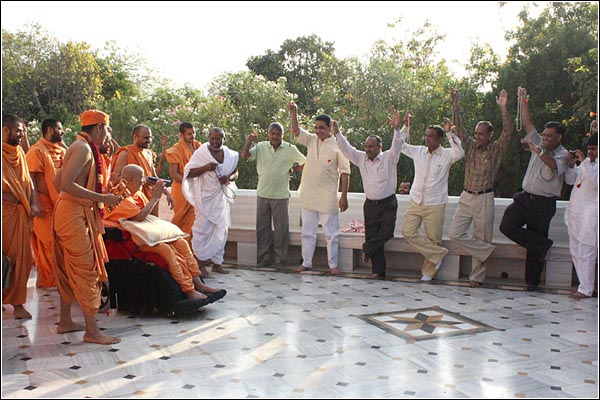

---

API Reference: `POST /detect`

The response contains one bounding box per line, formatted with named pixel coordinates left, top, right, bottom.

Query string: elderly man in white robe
left=183, top=127, right=239, bottom=275
left=565, top=127, right=598, bottom=300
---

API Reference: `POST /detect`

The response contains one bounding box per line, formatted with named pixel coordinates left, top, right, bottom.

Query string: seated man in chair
left=103, top=164, right=220, bottom=300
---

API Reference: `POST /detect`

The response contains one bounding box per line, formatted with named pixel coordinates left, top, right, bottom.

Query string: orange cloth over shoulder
left=2, top=143, right=33, bottom=305
left=112, top=145, right=155, bottom=200
left=166, top=138, right=201, bottom=235
left=103, top=189, right=198, bottom=292
left=52, top=133, right=108, bottom=316
left=26, top=138, right=66, bottom=287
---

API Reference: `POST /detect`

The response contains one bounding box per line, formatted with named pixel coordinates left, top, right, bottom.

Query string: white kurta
left=565, top=158, right=598, bottom=245
left=183, top=143, right=239, bottom=264
left=564, top=157, right=598, bottom=296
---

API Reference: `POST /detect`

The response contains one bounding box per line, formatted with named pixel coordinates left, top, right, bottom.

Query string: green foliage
left=3, top=4, right=598, bottom=200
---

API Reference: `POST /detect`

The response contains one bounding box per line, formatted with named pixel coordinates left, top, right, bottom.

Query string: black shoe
left=257, top=259, right=273, bottom=268
left=526, top=283, right=540, bottom=292
left=538, top=239, right=553, bottom=263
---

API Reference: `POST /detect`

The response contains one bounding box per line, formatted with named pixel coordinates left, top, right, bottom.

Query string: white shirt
left=297, top=128, right=351, bottom=214
left=401, top=131, right=464, bottom=206
left=336, top=126, right=406, bottom=200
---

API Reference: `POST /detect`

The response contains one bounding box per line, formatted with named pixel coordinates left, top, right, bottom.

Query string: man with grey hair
left=241, top=122, right=306, bottom=268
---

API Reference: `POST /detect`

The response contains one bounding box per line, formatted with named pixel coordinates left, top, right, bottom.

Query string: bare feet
left=367, top=273, right=384, bottom=280
left=469, top=281, right=481, bottom=288
left=329, top=268, right=341, bottom=275
left=362, top=253, right=370, bottom=264
left=57, top=322, right=86, bottom=334
left=212, top=265, right=229, bottom=274
left=569, top=292, right=591, bottom=300
left=294, top=266, right=311, bottom=273
left=193, top=279, right=222, bottom=294
left=185, top=290, right=208, bottom=300
left=196, top=257, right=210, bottom=279
left=83, top=333, right=121, bottom=345
left=13, top=305, right=32, bottom=319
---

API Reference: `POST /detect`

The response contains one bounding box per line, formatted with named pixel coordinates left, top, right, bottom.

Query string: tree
left=247, top=35, right=352, bottom=115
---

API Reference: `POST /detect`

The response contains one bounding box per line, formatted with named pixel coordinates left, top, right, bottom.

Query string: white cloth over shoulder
left=182, top=143, right=239, bottom=264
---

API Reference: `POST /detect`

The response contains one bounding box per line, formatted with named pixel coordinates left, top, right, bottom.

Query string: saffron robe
left=26, top=138, right=66, bottom=287
left=2, top=143, right=33, bottom=306
left=103, top=190, right=200, bottom=292
left=166, top=138, right=201, bottom=236
left=52, top=134, right=108, bottom=316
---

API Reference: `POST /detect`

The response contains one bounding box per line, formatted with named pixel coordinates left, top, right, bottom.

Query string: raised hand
left=288, top=101, right=297, bottom=113
left=496, top=89, right=508, bottom=107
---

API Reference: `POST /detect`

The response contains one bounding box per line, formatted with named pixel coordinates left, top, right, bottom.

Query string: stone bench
left=225, top=190, right=579, bottom=291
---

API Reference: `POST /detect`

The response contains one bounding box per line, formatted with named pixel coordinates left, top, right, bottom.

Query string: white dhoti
left=565, top=158, right=598, bottom=297
left=183, top=143, right=238, bottom=265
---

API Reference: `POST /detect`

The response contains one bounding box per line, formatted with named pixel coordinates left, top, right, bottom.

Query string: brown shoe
left=469, top=281, right=481, bottom=288
left=212, top=265, right=229, bottom=274
left=294, top=266, right=311, bottom=273
left=367, top=273, right=384, bottom=280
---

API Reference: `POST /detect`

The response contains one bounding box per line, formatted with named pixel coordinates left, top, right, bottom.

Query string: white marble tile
left=2, top=269, right=597, bottom=398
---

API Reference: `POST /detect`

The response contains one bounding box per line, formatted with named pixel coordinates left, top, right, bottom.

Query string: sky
left=1, top=1, right=549, bottom=91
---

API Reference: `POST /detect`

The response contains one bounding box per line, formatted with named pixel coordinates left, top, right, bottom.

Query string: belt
left=464, top=188, right=494, bottom=195
left=365, top=194, right=396, bottom=205
left=523, top=191, right=556, bottom=200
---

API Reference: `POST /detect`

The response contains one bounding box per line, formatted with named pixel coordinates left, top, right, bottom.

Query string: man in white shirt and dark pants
left=401, top=120, right=464, bottom=281
left=334, top=110, right=409, bottom=279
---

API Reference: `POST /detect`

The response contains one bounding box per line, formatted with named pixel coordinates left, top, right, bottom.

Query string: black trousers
left=363, top=195, right=398, bottom=277
left=500, top=191, right=556, bottom=286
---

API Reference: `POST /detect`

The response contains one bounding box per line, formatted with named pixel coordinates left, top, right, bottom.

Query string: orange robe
left=166, top=139, right=201, bottom=236
left=2, top=142, right=33, bottom=306
left=52, top=134, right=108, bottom=316
left=103, top=190, right=200, bottom=292
left=100, top=153, right=112, bottom=192
left=112, top=145, right=156, bottom=201
left=26, top=138, right=66, bottom=287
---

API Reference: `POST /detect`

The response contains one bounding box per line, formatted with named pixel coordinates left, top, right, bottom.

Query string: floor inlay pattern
left=2, top=268, right=598, bottom=398
left=358, top=306, right=497, bottom=341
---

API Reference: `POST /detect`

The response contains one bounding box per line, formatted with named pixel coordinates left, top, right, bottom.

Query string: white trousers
left=570, top=236, right=598, bottom=297
left=301, top=208, right=339, bottom=269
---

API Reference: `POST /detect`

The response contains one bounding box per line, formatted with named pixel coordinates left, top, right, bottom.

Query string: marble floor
left=2, top=266, right=598, bottom=398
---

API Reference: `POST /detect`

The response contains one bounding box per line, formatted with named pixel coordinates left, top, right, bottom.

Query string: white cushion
left=118, top=215, right=189, bottom=247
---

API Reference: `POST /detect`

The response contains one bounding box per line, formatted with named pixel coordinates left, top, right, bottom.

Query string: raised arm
left=519, top=87, right=535, bottom=134
left=331, top=120, right=362, bottom=166
left=288, top=101, right=300, bottom=138
left=389, top=110, right=408, bottom=161
left=451, top=88, right=465, bottom=145
left=241, top=131, right=257, bottom=160
left=495, top=89, right=513, bottom=154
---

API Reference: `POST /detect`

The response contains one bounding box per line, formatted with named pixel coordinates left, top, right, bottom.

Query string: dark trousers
left=363, top=195, right=398, bottom=277
left=500, top=191, right=556, bottom=286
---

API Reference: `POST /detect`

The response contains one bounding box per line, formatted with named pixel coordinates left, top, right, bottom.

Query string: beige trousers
left=402, top=202, right=448, bottom=277
left=449, top=191, right=496, bottom=283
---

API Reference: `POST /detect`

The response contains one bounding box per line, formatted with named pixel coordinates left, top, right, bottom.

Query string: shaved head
left=121, top=164, right=144, bottom=180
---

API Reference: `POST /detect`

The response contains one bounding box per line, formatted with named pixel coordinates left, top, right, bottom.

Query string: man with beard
left=26, top=119, right=67, bottom=288
left=52, top=109, right=121, bottom=344
left=112, top=124, right=172, bottom=216
left=166, top=122, right=201, bottom=239
left=2, top=114, right=40, bottom=319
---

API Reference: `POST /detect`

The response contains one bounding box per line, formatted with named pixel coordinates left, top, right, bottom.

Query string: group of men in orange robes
left=3, top=110, right=217, bottom=344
